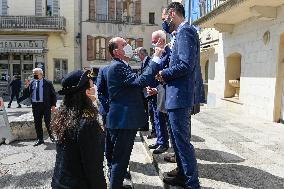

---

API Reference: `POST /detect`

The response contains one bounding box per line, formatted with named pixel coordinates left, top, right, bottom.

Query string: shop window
left=0, top=54, right=8, bottom=60
left=54, top=59, right=68, bottom=84
left=95, top=37, right=106, bottom=60
left=0, top=63, right=8, bottom=69
left=149, top=12, right=155, bottom=24
left=13, top=55, right=21, bottom=60
left=23, top=55, right=33, bottom=61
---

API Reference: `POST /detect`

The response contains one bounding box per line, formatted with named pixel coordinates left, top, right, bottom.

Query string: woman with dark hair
left=51, top=70, right=106, bottom=189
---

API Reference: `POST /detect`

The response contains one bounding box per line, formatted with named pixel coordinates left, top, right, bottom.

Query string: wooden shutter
left=35, top=0, right=43, bottom=16
left=87, top=35, right=95, bottom=61
left=134, top=0, right=141, bottom=23
left=52, top=0, right=60, bottom=16
left=1, top=0, right=7, bottom=15
left=105, top=37, right=112, bottom=61
left=89, top=0, right=96, bottom=20
left=108, top=0, right=115, bottom=20
left=116, top=0, right=122, bottom=21
left=136, top=38, right=143, bottom=47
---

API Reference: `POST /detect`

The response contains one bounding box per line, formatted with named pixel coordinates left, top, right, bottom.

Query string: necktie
left=36, top=80, right=40, bottom=101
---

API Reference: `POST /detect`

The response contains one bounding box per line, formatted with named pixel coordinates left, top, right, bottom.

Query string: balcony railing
left=0, top=16, right=66, bottom=31
left=199, top=0, right=228, bottom=18
left=93, top=14, right=141, bottom=24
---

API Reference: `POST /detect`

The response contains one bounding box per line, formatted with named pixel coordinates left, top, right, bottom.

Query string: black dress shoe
left=33, top=140, right=44, bottom=146
left=166, top=167, right=179, bottom=177
left=17, top=105, right=21, bottom=108
left=163, top=175, right=186, bottom=188
left=148, top=144, right=159, bottom=149
left=49, top=135, right=56, bottom=142
left=147, top=132, right=157, bottom=139
left=153, top=145, right=168, bottom=154
left=164, top=154, right=176, bottom=163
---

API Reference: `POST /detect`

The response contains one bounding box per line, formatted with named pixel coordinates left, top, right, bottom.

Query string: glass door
left=12, top=64, right=21, bottom=76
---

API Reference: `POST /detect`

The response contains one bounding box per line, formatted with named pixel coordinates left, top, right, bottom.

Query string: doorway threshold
left=221, top=97, right=244, bottom=105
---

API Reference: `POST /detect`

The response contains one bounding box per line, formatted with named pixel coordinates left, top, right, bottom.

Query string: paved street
left=1, top=104, right=284, bottom=189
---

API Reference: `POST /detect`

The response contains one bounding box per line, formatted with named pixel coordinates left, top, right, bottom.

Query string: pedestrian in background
left=7, top=75, right=22, bottom=108
left=51, top=70, right=106, bottom=189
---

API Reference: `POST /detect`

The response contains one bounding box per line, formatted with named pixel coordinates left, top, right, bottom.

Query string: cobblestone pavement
left=1, top=105, right=284, bottom=189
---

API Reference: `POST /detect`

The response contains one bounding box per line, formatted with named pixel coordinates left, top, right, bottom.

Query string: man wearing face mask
left=155, top=3, right=205, bottom=189
left=27, top=68, right=57, bottom=146
left=106, top=37, right=163, bottom=189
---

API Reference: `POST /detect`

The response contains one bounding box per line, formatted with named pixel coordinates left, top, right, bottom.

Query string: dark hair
left=167, top=2, right=185, bottom=18
left=51, top=81, right=97, bottom=143
left=108, top=39, right=118, bottom=57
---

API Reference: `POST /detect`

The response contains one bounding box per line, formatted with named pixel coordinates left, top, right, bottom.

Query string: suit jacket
left=96, top=66, right=110, bottom=116
left=106, top=58, right=160, bottom=129
left=9, top=79, right=21, bottom=93
left=161, top=22, right=205, bottom=110
left=29, top=78, right=57, bottom=107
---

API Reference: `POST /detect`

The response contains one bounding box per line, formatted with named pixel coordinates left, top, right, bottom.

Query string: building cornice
left=193, top=0, right=248, bottom=26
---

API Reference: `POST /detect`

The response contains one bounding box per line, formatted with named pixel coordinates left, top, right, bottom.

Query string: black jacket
left=52, top=112, right=106, bottom=189
left=19, top=78, right=57, bottom=107
left=9, top=79, right=21, bottom=93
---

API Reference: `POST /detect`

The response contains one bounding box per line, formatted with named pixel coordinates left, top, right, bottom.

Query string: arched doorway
left=224, top=53, right=241, bottom=99
left=274, top=33, right=284, bottom=123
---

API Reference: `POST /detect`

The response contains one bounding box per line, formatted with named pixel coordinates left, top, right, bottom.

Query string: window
left=95, top=37, right=106, bottom=60
left=149, top=12, right=155, bottom=24
left=23, top=55, right=33, bottom=61
left=127, top=38, right=136, bottom=49
left=54, top=59, right=68, bottom=84
left=0, top=54, right=8, bottom=60
left=45, top=0, right=59, bottom=16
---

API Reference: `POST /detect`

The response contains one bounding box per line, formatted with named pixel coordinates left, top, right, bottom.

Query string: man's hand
left=155, top=71, right=164, bottom=83
left=51, top=106, right=56, bottom=113
left=146, top=87, right=158, bottom=96
left=154, top=47, right=164, bottom=58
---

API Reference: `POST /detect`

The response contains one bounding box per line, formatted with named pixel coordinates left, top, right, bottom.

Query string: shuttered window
left=89, top=0, right=96, bottom=20
left=35, top=0, right=43, bottom=16
left=108, top=0, right=115, bottom=20
left=87, top=35, right=95, bottom=61
left=1, top=0, right=8, bottom=15
left=134, top=0, right=141, bottom=23
left=52, top=0, right=60, bottom=16
left=95, top=37, right=106, bottom=60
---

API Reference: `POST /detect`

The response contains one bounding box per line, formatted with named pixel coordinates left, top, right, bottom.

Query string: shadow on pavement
left=192, top=135, right=205, bottom=142
left=129, top=161, right=158, bottom=177
left=9, top=141, right=28, bottom=147
left=195, top=148, right=245, bottom=163
left=0, top=169, right=53, bottom=188
left=44, top=142, right=56, bottom=151
left=199, top=163, right=284, bottom=189
left=132, top=183, right=164, bottom=189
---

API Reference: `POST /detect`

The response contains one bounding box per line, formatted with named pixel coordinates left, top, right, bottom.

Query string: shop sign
left=0, top=40, right=45, bottom=49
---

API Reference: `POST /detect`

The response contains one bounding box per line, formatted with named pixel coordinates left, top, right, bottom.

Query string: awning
left=0, top=48, right=46, bottom=54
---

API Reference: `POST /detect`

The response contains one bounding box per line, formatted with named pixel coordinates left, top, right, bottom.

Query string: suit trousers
left=32, top=102, right=52, bottom=141
left=168, top=108, right=200, bottom=189
left=155, top=111, right=169, bottom=147
left=8, top=92, right=20, bottom=105
left=108, top=129, right=137, bottom=189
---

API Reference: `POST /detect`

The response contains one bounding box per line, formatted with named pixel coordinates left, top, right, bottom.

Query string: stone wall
left=203, top=5, right=284, bottom=121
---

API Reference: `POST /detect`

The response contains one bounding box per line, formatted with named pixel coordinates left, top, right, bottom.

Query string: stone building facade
left=0, top=0, right=81, bottom=93
left=81, top=0, right=168, bottom=72
left=193, top=0, right=284, bottom=123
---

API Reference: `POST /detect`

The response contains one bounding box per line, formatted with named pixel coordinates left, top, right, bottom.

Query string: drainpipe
left=184, top=0, right=192, bottom=24
left=79, top=0, right=83, bottom=70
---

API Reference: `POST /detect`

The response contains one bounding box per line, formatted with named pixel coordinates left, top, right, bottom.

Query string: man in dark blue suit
left=135, top=47, right=156, bottom=136
left=106, top=37, right=164, bottom=189
left=157, top=3, right=205, bottom=189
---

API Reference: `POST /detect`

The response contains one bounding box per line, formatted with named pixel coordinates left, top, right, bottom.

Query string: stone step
left=138, top=131, right=183, bottom=189
left=129, top=134, right=164, bottom=189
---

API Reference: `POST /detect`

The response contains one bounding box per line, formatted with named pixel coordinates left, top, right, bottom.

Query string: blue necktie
left=36, top=81, right=40, bottom=101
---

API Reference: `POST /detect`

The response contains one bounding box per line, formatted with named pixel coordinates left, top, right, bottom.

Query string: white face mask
left=123, top=44, right=133, bottom=58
